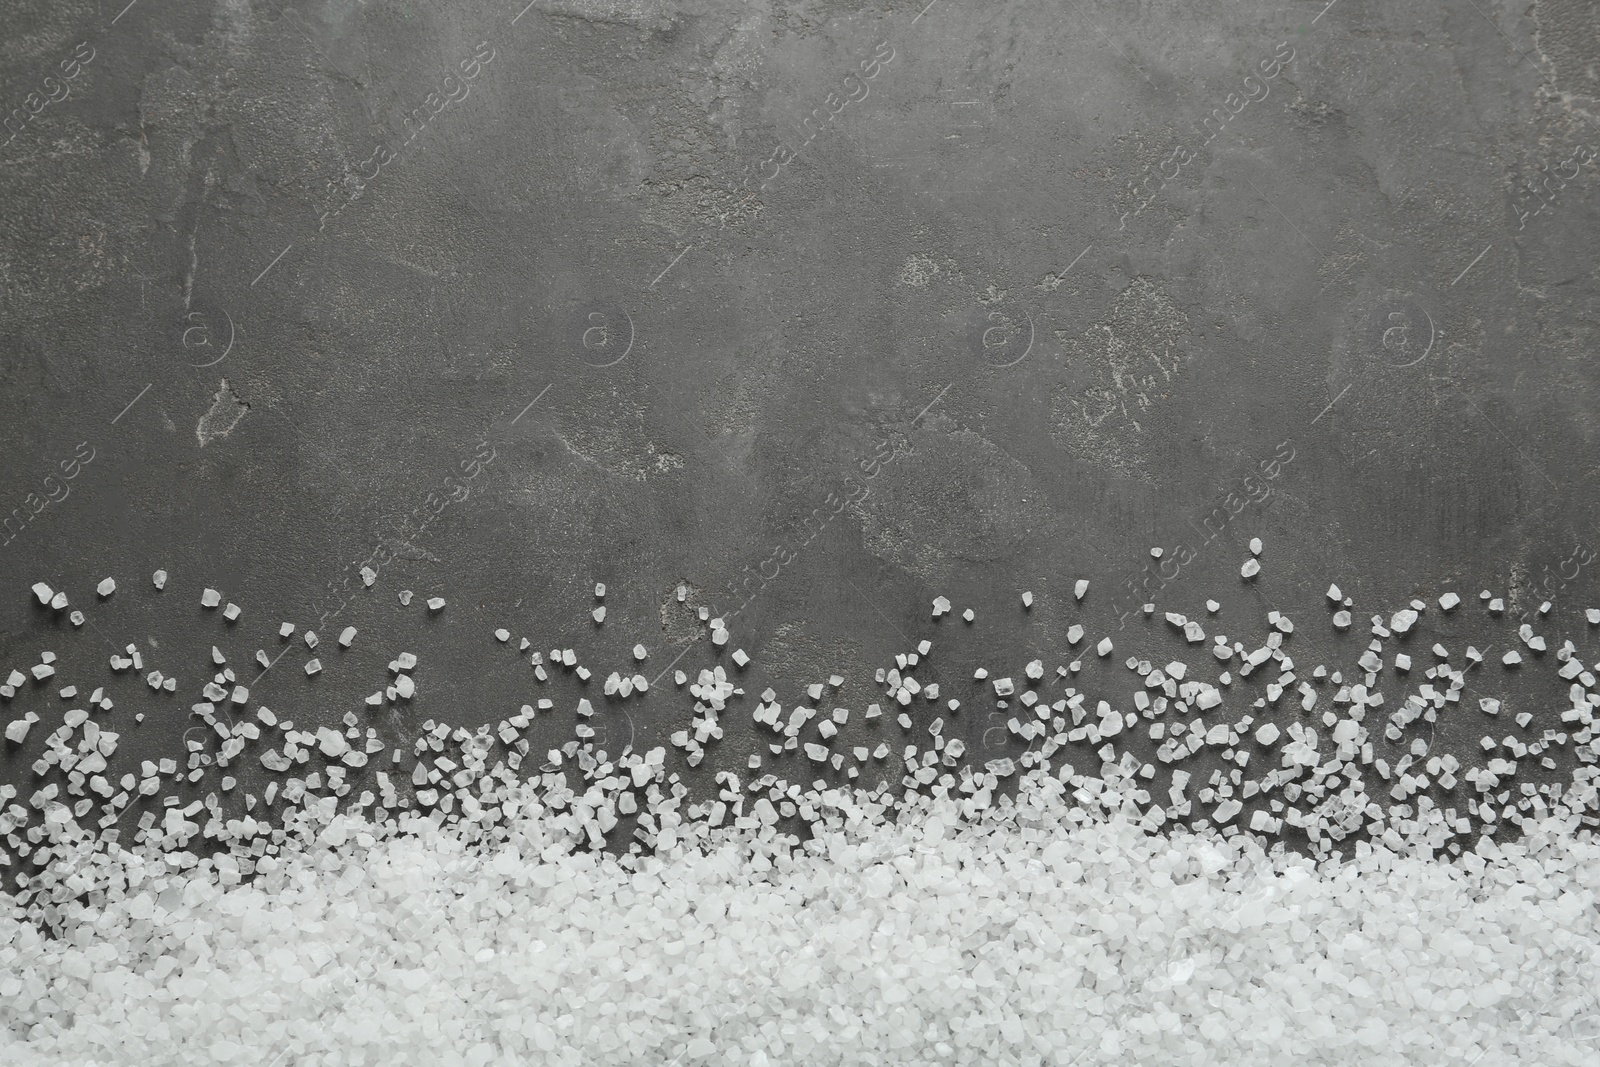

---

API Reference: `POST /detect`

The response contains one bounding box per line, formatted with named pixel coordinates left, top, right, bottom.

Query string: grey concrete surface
left=3, top=0, right=1599, bottom=839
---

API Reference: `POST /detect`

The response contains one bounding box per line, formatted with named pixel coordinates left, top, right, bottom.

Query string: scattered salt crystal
left=31, top=581, right=53, bottom=604
left=633, top=644, right=648, bottom=660
left=1096, top=637, right=1113, bottom=656
left=428, top=597, right=446, bottom=611
left=1502, top=650, right=1521, bottom=666
left=1249, top=537, right=1262, bottom=555
left=152, top=569, right=167, bottom=590
left=339, top=626, right=357, bottom=648
left=1439, top=592, right=1460, bottom=611
left=595, top=583, right=606, bottom=598
left=593, top=606, right=606, bottom=623
left=962, top=608, right=975, bottom=623
left=1327, top=583, right=1342, bottom=602
left=399, top=589, right=413, bottom=605
left=1022, top=591, right=1033, bottom=608
left=361, top=566, right=376, bottom=587
left=305, top=659, right=322, bottom=676
left=223, top=602, right=241, bottom=621
left=97, top=577, right=116, bottom=597
left=1206, top=600, right=1219, bottom=613
left=1241, top=559, right=1260, bottom=578
left=732, top=649, right=750, bottom=667
left=1074, top=580, right=1088, bottom=599
left=495, top=628, right=510, bottom=642
left=49, top=591, right=67, bottom=610
left=201, top=588, right=221, bottom=607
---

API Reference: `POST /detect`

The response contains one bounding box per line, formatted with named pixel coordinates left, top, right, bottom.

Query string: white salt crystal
left=1255, top=722, right=1280, bottom=745
left=97, top=577, right=116, bottom=597
left=1096, top=637, right=1113, bottom=656
left=1327, top=583, right=1341, bottom=602
left=932, top=596, right=951, bottom=617
left=223, top=602, right=241, bottom=621
left=152, top=569, right=167, bottom=590
left=1075, top=580, right=1088, bottom=599
left=1241, top=559, right=1260, bottom=578
left=339, top=626, right=357, bottom=648
left=304, top=659, right=322, bottom=676
left=1439, top=592, right=1460, bottom=611
left=962, top=608, right=975, bottom=623
left=1022, top=591, right=1033, bottom=608
left=593, top=606, right=606, bottom=623
left=428, top=597, right=446, bottom=612
left=1249, top=537, right=1262, bottom=555
left=31, top=581, right=53, bottom=604
left=201, top=588, right=221, bottom=607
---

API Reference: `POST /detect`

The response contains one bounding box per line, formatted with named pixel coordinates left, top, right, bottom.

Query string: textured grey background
left=3, top=0, right=1599, bottom=828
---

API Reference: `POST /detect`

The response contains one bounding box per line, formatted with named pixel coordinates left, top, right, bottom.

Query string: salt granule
left=8, top=559, right=1600, bottom=1067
